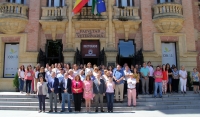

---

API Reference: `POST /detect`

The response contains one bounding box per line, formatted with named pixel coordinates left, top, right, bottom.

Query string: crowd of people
left=17, top=62, right=200, bottom=113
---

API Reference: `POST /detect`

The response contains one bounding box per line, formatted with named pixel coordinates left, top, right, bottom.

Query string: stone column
left=64, top=0, right=75, bottom=64
left=105, top=0, right=117, bottom=66
left=107, top=0, right=114, bottom=48
left=66, top=0, right=73, bottom=49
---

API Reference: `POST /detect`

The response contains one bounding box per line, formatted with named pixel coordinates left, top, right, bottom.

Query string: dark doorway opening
left=45, top=40, right=63, bottom=65
left=83, top=58, right=98, bottom=66
left=119, top=58, right=134, bottom=67
left=117, top=40, right=143, bottom=67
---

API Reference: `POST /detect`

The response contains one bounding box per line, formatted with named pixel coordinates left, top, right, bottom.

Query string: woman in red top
left=162, top=64, right=168, bottom=95
left=72, top=75, right=83, bottom=112
left=25, top=65, right=34, bottom=95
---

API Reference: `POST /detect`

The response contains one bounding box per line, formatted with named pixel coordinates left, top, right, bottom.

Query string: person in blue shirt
left=57, top=68, right=64, bottom=103
left=113, top=65, right=125, bottom=102
left=48, top=71, right=59, bottom=113
left=140, top=62, right=150, bottom=95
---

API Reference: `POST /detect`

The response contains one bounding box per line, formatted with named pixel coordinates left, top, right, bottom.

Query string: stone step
left=0, top=105, right=200, bottom=111
left=0, top=101, right=200, bottom=106
left=0, top=96, right=199, bottom=102
left=0, top=92, right=199, bottom=98
left=0, top=94, right=200, bottom=98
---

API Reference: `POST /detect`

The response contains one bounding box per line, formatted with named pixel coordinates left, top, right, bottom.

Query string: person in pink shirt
left=83, top=75, right=93, bottom=112
left=71, top=75, right=83, bottom=112
left=25, top=65, right=34, bottom=95
left=154, top=66, right=163, bottom=98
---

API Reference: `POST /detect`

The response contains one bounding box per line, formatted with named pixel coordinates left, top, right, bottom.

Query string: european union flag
left=97, top=0, right=106, bottom=14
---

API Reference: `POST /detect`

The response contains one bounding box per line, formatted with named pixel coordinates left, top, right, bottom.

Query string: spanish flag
left=72, top=0, right=89, bottom=14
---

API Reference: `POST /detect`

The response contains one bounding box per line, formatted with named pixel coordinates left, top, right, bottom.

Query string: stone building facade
left=0, top=0, right=199, bottom=91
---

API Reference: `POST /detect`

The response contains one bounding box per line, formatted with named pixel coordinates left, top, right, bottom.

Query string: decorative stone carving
left=72, top=20, right=108, bottom=29
left=153, top=3, right=184, bottom=33
left=153, top=18, right=184, bottom=33
left=39, top=21, right=68, bottom=40
left=113, top=6, right=141, bottom=40
left=0, top=18, right=28, bottom=34
left=0, top=2, right=28, bottom=34
left=113, top=20, right=141, bottom=40
left=40, top=6, right=68, bottom=40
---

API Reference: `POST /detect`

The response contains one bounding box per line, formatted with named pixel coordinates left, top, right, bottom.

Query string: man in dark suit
left=93, top=73, right=106, bottom=112
left=60, top=73, right=72, bottom=112
left=48, top=71, right=59, bottom=112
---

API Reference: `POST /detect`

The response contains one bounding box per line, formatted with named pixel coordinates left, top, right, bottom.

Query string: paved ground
left=0, top=109, right=199, bottom=117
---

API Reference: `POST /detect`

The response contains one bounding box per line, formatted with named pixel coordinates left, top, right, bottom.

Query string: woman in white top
left=106, top=76, right=115, bottom=112
left=18, top=65, right=25, bottom=94
left=34, top=66, right=40, bottom=94
left=127, top=73, right=137, bottom=107
left=73, top=64, right=80, bottom=77
left=179, top=66, right=187, bottom=94
left=85, top=62, right=93, bottom=76
left=37, top=76, right=48, bottom=113
left=79, top=70, right=85, bottom=81
left=102, top=70, right=109, bottom=82
left=93, top=67, right=99, bottom=78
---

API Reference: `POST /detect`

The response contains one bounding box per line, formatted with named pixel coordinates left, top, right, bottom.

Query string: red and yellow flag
left=72, top=0, right=89, bottom=14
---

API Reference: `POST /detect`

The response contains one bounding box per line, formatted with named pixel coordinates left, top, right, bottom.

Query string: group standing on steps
left=17, top=61, right=200, bottom=113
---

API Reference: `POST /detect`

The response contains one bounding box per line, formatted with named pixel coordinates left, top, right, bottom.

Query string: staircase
left=0, top=92, right=200, bottom=112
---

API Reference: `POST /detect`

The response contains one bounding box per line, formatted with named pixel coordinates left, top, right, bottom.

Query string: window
left=157, top=0, right=174, bottom=3
left=118, top=40, right=135, bottom=57
left=84, top=0, right=93, bottom=7
left=47, top=0, right=65, bottom=7
left=7, top=0, right=26, bottom=4
left=116, top=0, right=134, bottom=7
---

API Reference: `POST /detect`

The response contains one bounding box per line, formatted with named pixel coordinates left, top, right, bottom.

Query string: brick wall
left=141, top=0, right=157, bottom=51
left=25, top=0, right=41, bottom=52
left=181, top=0, right=196, bottom=51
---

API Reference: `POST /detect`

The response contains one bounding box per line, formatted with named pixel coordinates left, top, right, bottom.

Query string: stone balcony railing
left=113, top=6, right=140, bottom=21
left=0, top=2, right=28, bottom=18
left=73, top=7, right=107, bottom=21
left=0, top=2, right=28, bottom=34
left=41, top=6, right=67, bottom=21
left=153, top=3, right=183, bottom=19
left=152, top=3, right=184, bottom=33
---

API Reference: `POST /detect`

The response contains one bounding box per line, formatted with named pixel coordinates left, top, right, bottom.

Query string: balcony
left=0, top=2, right=28, bottom=34
left=113, top=6, right=141, bottom=40
left=113, top=6, right=140, bottom=20
left=72, top=7, right=107, bottom=21
left=39, top=7, right=68, bottom=40
left=153, top=3, right=184, bottom=33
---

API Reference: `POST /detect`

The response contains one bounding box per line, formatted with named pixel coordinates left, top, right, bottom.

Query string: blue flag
left=97, top=0, right=106, bottom=14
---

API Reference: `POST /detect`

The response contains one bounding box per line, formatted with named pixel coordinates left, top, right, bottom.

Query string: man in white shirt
left=147, top=61, right=154, bottom=94
left=179, top=66, right=187, bottom=94
left=45, top=66, right=52, bottom=82
left=73, top=64, right=80, bottom=77
left=124, top=66, right=131, bottom=97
